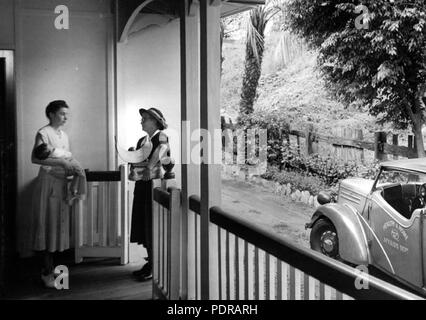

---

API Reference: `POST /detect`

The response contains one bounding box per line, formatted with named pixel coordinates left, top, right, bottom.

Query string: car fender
left=308, top=203, right=369, bottom=266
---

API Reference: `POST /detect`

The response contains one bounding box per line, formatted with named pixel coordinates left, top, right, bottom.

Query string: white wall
left=117, top=14, right=181, bottom=186
left=0, top=0, right=15, bottom=49
left=16, top=0, right=114, bottom=256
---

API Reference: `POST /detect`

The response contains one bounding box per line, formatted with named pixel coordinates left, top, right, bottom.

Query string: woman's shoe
left=41, top=273, right=56, bottom=289
left=135, top=262, right=152, bottom=282
left=132, top=258, right=151, bottom=277
left=136, top=270, right=152, bottom=282
left=132, top=267, right=145, bottom=277
left=136, top=271, right=152, bottom=282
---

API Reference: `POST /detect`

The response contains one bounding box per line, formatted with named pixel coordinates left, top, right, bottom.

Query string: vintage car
left=306, top=158, right=426, bottom=294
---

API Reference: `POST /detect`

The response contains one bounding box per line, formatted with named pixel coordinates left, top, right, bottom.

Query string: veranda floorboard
left=5, top=257, right=152, bottom=300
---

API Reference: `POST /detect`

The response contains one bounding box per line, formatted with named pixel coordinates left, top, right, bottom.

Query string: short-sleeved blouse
left=37, top=125, right=70, bottom=175
left=38, top=125, right=69, bottom=157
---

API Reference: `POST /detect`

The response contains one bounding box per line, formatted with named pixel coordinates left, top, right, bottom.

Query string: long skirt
left=32, top=168, right=71, bottom=253
left=130, top=180, right=153, bottom=259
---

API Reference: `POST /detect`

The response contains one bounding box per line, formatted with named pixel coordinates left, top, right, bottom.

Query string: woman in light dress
left=31, top=100, right=79, bottom=288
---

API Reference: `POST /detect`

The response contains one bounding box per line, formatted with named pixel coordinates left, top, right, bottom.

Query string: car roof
left=381, top=158, right=426, bottom=173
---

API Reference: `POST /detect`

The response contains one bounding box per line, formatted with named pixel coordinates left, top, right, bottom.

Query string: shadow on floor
left=3, top=246, right=152, bottom=300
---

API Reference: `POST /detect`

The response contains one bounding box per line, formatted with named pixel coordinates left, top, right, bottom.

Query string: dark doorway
left=0, top=50, right=16, bottom=296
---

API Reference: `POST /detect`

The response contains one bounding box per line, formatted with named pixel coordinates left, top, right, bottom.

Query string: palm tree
left=239, top=4, right=279, bottom=118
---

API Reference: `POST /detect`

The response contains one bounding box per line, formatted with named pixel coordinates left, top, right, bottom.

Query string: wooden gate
left=74, top=165, right=130, bottom=265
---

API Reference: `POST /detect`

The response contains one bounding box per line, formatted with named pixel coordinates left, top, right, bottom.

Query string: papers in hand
left=115, top=136, right=153, bottom=164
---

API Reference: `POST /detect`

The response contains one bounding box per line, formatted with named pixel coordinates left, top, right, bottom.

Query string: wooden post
left=74, top=200, right=84, bottom=264
left=296, top=135, right=301, bottom=155
left=200, top=0, right=221, bottom=300
left=374, top=132, right=387, bottom=161
left=180, top=0, right=201, bottom=300
left=305, top=124, right=314, bottom=156
left=393, top=134, right=398, bottom=160
left=221, top=115, right=227, bottom=130
left=169, top=188, right=182, bottom=300
left=408, top=135, right=417, bottom=159
left=344, top=128, right=349, bottom=162
left=120, top=165, right=129, bottom=265
left=283, top=129, right=290, bottom=145
left=357, top=129, right=364, bottom=163
left=414, top=135, right=418, bottom=156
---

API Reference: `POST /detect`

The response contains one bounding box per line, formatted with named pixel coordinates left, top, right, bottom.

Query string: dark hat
left=139, top=107, right=168, bottom=130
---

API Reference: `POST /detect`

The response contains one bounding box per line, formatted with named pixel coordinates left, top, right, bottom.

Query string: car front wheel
left=310, top=219, right=339, bottom=259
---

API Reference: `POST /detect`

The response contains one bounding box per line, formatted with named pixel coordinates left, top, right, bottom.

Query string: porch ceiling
left=221, top=0, right=265, bottom=18
left=117, top=0, right=265, bottom=42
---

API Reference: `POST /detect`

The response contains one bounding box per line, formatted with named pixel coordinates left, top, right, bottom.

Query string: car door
left=368, top=190, right=423, bottom=289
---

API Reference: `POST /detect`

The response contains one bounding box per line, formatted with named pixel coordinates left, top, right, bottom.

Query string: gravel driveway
left=221, top=177, right=311, bottom=248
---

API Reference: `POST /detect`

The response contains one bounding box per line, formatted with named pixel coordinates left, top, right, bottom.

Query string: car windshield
left=376, top=169, right=426, bottom=220
left=377, top=169, right=426, bottom=186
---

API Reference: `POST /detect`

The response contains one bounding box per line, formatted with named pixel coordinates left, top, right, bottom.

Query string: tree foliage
left=284, top=0, right=426, bottom=156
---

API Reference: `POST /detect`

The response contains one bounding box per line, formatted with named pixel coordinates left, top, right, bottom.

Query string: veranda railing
left=152, top=188, right=423, bottom=300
